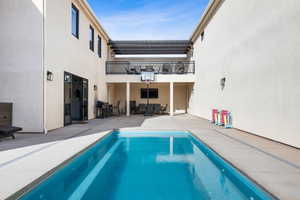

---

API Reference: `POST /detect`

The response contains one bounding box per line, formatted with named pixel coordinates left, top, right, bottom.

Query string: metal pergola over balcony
left=108, top=40, right=193, bottom=55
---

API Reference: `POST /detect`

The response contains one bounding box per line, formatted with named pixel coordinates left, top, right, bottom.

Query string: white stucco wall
left=0, top=0, right=44, bottom=132
left=189, top=0, right=300, bottom=147
left=105, top=74, right=195, bottom=83
left=44, top=0, right=108, bottom=130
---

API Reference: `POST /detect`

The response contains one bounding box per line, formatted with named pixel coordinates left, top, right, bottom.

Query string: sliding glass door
left=64, top=73, right=72, bottom=125
left=82, top=79, right=88, bottom=121
left=64, top=72, right=89, bottom=126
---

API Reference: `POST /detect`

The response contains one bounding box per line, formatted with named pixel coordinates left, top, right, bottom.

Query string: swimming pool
left=19, top=131, right=274, bottom=200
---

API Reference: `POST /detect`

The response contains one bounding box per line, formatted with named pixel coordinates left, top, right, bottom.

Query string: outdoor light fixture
left=201, top=31, right=205, bottom=41
left=94, top=84, right=98, bottom=91
left=47, top=71, right=54, bottom=81
left=220, top=77, right=226, bottom=90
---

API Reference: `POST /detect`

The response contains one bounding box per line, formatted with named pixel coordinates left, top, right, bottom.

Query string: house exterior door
left=82, top=79, right=88, bottom=121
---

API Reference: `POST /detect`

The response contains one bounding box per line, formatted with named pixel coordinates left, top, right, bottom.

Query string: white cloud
left=98, top=1, right=208, bottom=40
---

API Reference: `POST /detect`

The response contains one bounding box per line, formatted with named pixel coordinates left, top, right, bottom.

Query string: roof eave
left=189, top=0, right=223, bottom=43
left=78, top=0, right=110, bottom=41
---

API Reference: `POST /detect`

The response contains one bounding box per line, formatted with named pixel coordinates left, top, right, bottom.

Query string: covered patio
left=107, top=82, right=194, bottom=116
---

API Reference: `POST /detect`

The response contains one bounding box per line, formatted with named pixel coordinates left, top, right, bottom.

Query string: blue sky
left=87, top=0, right=209, bottom=40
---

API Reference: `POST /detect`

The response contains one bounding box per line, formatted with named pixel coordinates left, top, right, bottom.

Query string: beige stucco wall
left=174, top=83, right=192, bottom=113
left=131, top=83, right=170, bottom=112
left=44, top=0, right=109, bottom=130
left=106, top=74, right=195, bottom=83
left=0, top=0, right=44, bottom=132
left=189, top=0, right=300, bottom=147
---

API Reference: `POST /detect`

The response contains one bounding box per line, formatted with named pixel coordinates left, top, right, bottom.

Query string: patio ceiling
left=108, top=40, right=193, bottom=55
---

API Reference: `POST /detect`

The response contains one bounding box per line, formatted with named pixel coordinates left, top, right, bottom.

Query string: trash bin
left=225, top=112, right=233, bottom=128
left=212, top=109, right=218, bottom=123
left=221, top=110, right=228, bottom=126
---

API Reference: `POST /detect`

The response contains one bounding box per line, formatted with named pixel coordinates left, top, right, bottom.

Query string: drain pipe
left=42, top=0, right=48, bottom=135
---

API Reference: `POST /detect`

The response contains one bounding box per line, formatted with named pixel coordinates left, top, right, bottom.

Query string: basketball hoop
left=141, top=71, right=155, bottom=82
left=141, top=71, right=155, bottom=116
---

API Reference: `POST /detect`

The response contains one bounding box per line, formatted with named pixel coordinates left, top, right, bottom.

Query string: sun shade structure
left=109, top=40, right=193, bottom=55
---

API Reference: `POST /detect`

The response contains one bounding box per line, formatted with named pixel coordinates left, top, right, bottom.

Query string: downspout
left=43, top=0, right=47, bottom=134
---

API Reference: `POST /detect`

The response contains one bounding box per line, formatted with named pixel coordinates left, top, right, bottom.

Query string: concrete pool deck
left=0, top=114, right=299, bottom=199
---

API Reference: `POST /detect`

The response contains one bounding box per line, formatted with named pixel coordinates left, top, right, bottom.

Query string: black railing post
left=105, top=62, right=108, bottom=74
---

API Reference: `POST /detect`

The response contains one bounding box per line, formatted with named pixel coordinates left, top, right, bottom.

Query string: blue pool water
left=20, top=131, right=274, bottom=200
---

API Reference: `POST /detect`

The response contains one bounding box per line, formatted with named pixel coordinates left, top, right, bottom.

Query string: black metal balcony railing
left=106, top=61, right=195, bottom=75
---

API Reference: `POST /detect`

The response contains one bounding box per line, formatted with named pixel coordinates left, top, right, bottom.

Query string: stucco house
left=0, top=0, right=299, bottom=148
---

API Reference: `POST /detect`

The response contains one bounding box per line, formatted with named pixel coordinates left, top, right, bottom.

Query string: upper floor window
left=89, top=25, right=94, bottom=51
left=98, top=36, right=102, bottom=58
left=71, top=4, right=79, bottom=38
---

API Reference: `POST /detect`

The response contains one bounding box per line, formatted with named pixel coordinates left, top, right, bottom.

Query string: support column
left=126, top=82, right=130, bottom=116
left=170, top=82, right=174, bottom=116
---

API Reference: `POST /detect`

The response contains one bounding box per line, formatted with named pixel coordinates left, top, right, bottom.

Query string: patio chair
left=135, top=65, right=142, bottom=74
left=162, top=63, right=172, bottom=74
left=112, top=101, right=120, bottom=116
left=96, top=101, right=105, bottom=118
left=175, top=62, right=185, bottom=74
left=146, top=66, right=154, bottom=72
left=0, top=102, right=22, bottom=139
left=137, top=104, right=146, bottom=114
left=146, top=104, right=154, bottom=114
left=153, top=104, right=161, bottom=114
left=130, top=101, right=138, bottom=114
left=105, top=103, right=113, bottom=117
left=160, top=104, right=168, bottom=114
left=126, top=66, right=138, bottom=74
left=0, top=126, right=22, bottom=139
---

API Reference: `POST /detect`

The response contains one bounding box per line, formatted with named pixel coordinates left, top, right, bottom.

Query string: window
left=89, top=25, right=94, bottom=51
left=71, top=4, right=79, bottom=38
left=98, top=35, right=101, bottom=57
left=141, top=88, right=159, bottom=99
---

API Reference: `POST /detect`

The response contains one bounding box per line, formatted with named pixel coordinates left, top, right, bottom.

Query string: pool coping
left=6, top=130, right=113, bottom=200
left=189, top=131, right=279, bottom=200
left=7, top=128, right=279, bottom=200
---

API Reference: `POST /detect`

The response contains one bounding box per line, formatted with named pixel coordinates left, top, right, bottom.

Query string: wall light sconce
left=93, top=84, right=98, bottom=91
left=220, top=77, right=226, bottom=90
left=201, top=31, right=205, bottom=41
left=47, top=71, right=54, bottom=81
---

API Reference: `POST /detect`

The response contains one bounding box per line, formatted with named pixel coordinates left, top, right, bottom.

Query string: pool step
left=67, top=140, right=122, bottom=200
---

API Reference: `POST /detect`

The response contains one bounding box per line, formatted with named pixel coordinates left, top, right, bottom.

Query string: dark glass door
left=64, top=73, right=72, bottom=125
left=82, top=79, right=88, bottom=120
left=64, top=72, right=89, bottom=125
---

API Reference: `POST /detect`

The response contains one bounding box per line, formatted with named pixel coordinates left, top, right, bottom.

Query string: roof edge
left=189, top=0, right=223, bottom=43
left=78, top=0, right=110, bottom=41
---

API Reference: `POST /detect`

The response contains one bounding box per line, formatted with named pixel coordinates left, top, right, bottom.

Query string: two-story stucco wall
left=44, top=0, right=109, bottom=131
left=189, top=0, right=300, bottom=147
left=0, top=0, right=44, bottom=132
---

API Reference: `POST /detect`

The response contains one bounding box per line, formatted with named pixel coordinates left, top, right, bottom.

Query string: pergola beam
left=109, top=40, right=193, bottom=55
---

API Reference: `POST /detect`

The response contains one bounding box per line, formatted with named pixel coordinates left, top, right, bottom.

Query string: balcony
left=106, top=61, right=195, bottom=75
